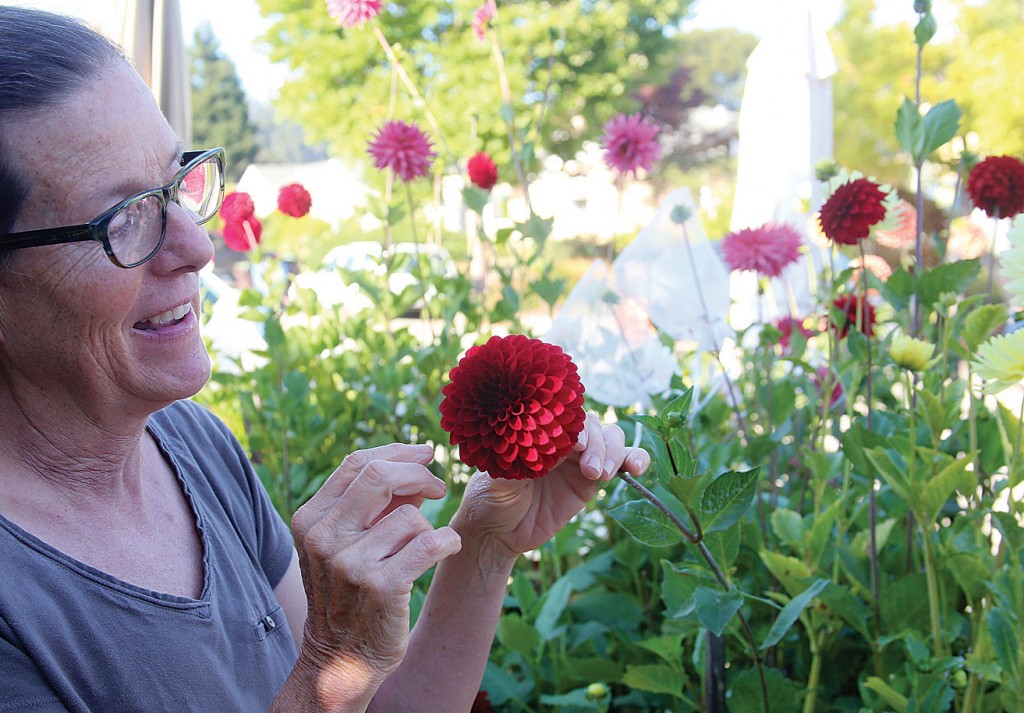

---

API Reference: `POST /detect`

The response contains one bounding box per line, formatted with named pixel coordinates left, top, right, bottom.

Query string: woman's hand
left=453, top=412, right=650, bottom=566
left=288, top=443, right=463, bottom=703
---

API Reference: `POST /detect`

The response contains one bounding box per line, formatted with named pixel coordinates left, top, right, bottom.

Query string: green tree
left=676, top=27, right=758, bottom=110
left=255, top=0, right=694, bottom=173
left=190, top=23, right=258, bottom=182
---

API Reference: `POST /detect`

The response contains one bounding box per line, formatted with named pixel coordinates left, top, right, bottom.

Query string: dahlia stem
left=986, top=211, right=1001, bottom=301
left=404, top=182, right=438, bottom=342
left=859, top=240, right=881, bottom=626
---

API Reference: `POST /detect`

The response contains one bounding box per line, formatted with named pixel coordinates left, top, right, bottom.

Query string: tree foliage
left=255, top=0, right=695, bottom=173
left=190, top=23, right=258, bottom=182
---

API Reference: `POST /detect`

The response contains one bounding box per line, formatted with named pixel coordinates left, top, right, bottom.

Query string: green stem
left=801, top=632, right=823, bottom=713
left=920, top=523, right=947, bottom=658
left=859, top=241, right=881, bottom=626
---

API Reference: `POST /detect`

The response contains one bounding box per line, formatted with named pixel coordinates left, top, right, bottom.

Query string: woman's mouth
left=134, top=303, right=192, bottom=331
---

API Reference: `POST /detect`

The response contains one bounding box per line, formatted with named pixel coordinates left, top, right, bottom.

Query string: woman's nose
left=155, top=201, right=216, bottom=271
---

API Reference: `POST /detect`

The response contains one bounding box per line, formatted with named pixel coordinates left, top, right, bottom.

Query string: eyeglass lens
left=106, top=155, right=222, bottom=267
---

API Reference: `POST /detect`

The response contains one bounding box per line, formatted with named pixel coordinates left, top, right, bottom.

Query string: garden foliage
left=197, top=1, right=1024, bottom=710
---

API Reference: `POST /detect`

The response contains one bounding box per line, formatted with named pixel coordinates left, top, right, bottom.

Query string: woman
left=0, top=7, right=650, bottom=712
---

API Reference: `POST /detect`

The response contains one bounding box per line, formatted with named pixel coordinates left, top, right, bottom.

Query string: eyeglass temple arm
left=0, top=226, right=95, bottom=249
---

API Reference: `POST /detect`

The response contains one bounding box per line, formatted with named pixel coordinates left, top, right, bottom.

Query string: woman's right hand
left=288, top=443, right=462, bottom=704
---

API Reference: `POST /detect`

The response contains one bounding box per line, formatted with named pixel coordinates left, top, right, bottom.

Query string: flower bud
left=914, top=0, right=931, bottom=13
left=890, top=333, right=937, bottom=372
left=814, top=158, right=839, bottom=182
left=670, top=205, right=692, bottom=224
left=586, top=682, right=609, bottom=699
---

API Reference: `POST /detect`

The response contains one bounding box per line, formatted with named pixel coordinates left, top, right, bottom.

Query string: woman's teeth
left=137, top=303, right=191, bottom=329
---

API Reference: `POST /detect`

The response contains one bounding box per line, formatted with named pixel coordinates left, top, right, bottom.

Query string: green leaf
left=693, top=586, right=743, bottom=636
left=865, top=447, right=913, bottom=503
left=530, top=274, right=566, bottom=308
left=608, top=500, right=683, bottom=547
left=918, top=259, right=981, bottom=307
left=497, top=612, right=540, bottom=657
left=988, top=607, right=1020, bottom=679
left=918, top=453, right=975, bottom=522
left=895, top=97, right=924, bottom=160
left=864, top=676, right=909, bottom=712
left=915, top=11, right=937, bottom=47
left=636, top=633, right=686, bottom=668
left=660, top=560, right=717, bottom=618
left=760, top=551, right=812, bottom=597
left=921, top=100, right=961, bottom=158
left=630, top=414, right=664, bottom=432
left=461, top=185, right=489, bottom=214
left=535, top=575, right=572, bottom=640
left=703, top=525, right=742, bottom=571
left=962, top=303, right=1007, bottom=353
left=760, top=579, right=830, bottom=650
left=700, top=468, right=759, bottom=533
left=770, top=508, right=805, bottom=552
left=622, top=664, right=685, bottom=697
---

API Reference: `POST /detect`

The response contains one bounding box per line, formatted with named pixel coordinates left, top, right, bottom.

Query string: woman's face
left=0, top=62, right=215, bottom=422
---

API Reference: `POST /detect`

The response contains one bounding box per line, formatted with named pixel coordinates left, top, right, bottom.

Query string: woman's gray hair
left=0, top=7, right=127, bottom=237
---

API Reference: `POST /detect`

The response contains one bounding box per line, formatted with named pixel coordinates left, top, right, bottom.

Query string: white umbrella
left=111, top=0, right=192, bottom=145
left=728, top=1, right=837, bottom=327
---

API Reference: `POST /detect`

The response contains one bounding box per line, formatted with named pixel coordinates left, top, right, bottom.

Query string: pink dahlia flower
left=326, top=0, right=381, bottom=28
left=219, top=191, right=256, bottom=224
left=467, top=152, right=498, bottom=190
left=874, top=199, right=916, bottom=249
left=601, top=113, right=661, bottom=178
left=367, top=120, right=436, bottom=183
left=472, top=0, right=497, bottom=41
left=721, top=222, right=802, bottom=278
left=222, top=216, right=262, bottom=252
left=277, top=183, right=313, bottom=218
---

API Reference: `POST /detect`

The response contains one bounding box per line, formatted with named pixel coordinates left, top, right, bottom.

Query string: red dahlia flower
left=967, top=155, right=1024, bottom=218
left=818, top=178, right=888, bottom=245
left=439, top=335, right=586, bottom=480
left=219, top=191, right=256, bottom=224
left=222, top=216, right=262, bottom=252
left=830, top=293, right=875, bottom=338
left=471, top=691, right=496, bottom=713
left=467, top=152, right=499, bottom=190
left=277, top=183, right=312, bottom=218
left=326, top=0, right=381, bottom=28
left=601, top=113, right=661, bottom=178
left=774, top=316, right=814, bottom=353
left=368, top=120, right=436, bottom=183
left=721, top=222, right=802, bottom=278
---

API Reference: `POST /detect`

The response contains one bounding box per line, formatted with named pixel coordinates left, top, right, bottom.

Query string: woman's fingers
left=574, top=412, right=606, bottom=480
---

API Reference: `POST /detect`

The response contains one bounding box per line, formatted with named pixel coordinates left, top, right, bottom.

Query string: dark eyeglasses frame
left=1, top=148, right=226, bottom=268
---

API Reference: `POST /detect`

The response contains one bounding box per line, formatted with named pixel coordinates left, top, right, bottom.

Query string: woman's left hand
left=452, top=412, right=650, bottom=564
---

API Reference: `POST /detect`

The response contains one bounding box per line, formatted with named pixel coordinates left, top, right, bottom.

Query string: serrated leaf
left=608, top=500, right=683, bottom=547
left=962, top=303, right=1007, bottom=353
left=760, top=579, right=830, bottom=649
left=622, top=664, right=685, bottom=697
left=693, top=586, right=743, bottom=636
left=918, top=259, right=981, bottom=307
left=988, top=607, right=1019, bottom=680
left=636, top=633, right=686, bottom=668
left=700, top=468, right=759, bottom=533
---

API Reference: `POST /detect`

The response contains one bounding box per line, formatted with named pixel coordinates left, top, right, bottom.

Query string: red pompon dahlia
left=222, top=216, right=262, bottom=252
left=818, top=178, right=888, bottom=245
left=368, top=120, right=436, bottom=183
left=774, top=316, right=814, bottom=353
left=277, top=183, right=312, bottom=218
left=472, top=0, right=497, bottom=41
left=601, top=113, right=661, bottom=178
left=439, top=335, right=586, bottom=480
left=471, top=691, right=496, bottom=713
left=721, top=222, right=802, bottom=278
left=967, top=155, right=1024, bottom=219
left=219, top=191, right=256, bottom=224
left=467, top=152, right=498, bottom=190
left=830, top=294, right=875, bottom=338
left=326, top=0, right=381, bottom=28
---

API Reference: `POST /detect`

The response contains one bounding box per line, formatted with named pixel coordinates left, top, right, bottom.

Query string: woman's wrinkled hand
left=455, top=412, right=650, bottom=565
left=289, top=443, right=463, bottom=691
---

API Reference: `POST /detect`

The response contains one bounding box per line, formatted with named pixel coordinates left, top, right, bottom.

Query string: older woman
left=0, top=7, right=649, bottom=713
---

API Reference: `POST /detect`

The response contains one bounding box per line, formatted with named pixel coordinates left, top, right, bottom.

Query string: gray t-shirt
left=0, top=399, right=298, bottom=712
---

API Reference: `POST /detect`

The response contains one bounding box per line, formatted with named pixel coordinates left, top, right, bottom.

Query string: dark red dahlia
left=278, top=183, right=313, bottom=218
left=467, top=152, right=499, bottom=190
left=471, top=691, right=496, bottom=713
left=818, top=178, right=888, bottom=245
left=774, top=315, right=814, bottom=353
left=966, top=155, right=1024, bottom=218
left=830, top=294, right=875, bottom=338
left=439, top=335, right=586, bottom=480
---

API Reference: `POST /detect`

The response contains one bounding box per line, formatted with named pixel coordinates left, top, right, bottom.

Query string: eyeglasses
left=1, top=148, right=225, bottom=268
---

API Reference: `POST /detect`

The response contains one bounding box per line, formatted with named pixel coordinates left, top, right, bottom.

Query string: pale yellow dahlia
left=890, top=333, right=937, bottom=372
left=973, top=330, right=1024, bottom=394
left=1001, top=215, right=1024, bottom=308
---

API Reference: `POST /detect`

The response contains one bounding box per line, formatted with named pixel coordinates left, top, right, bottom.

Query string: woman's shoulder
left=148, top=399, right=234, bottom=444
